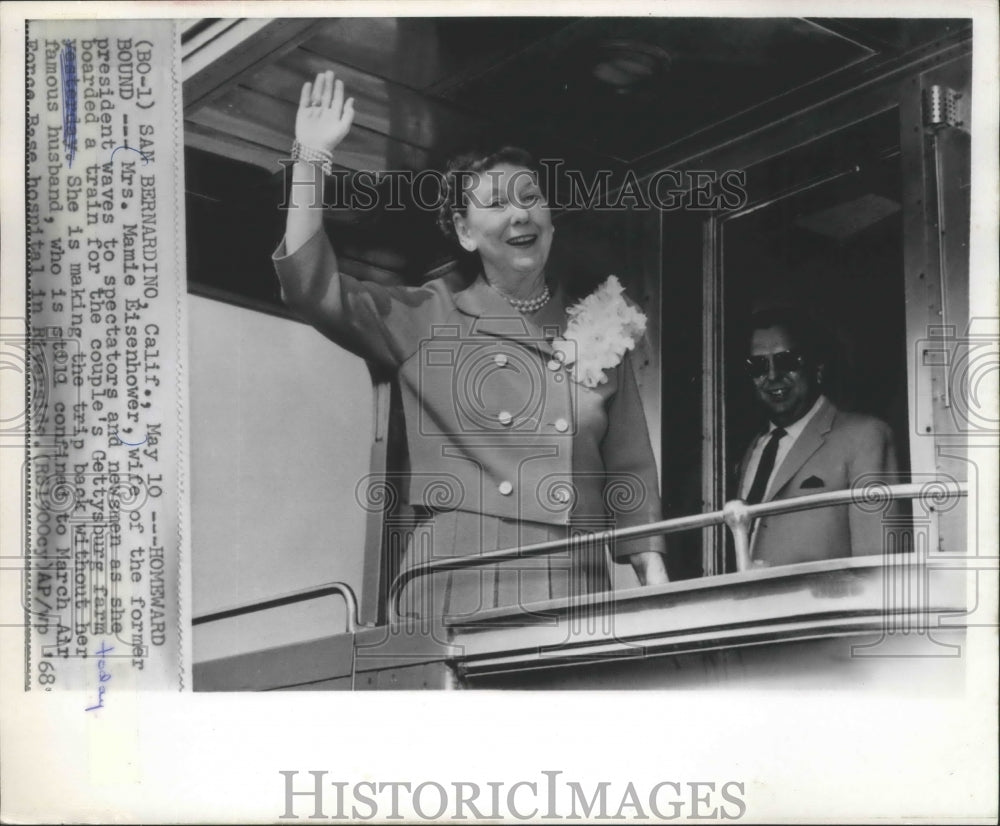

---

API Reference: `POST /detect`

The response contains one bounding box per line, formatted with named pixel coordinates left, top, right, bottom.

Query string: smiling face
left=452, top=163, right=554, bottom=286
left=749, top=324, right=821, bottom=427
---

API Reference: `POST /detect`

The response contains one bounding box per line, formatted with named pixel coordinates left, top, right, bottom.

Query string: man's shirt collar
left=767, top=394, right=827, bottom=443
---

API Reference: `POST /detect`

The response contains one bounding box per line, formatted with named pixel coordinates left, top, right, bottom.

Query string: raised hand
left=295, top=70, right=355, bottom=154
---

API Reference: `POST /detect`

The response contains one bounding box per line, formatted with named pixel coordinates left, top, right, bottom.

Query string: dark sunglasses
left=745, top=350, right=805, bottom=379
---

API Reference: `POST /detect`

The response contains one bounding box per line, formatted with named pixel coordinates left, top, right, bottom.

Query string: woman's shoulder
left=404, top=268, right=476, bottom=304
left=410, top=275, right=467, bottom=317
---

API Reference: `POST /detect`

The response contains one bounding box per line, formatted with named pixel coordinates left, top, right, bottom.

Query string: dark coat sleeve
left=273, top=228, right=451, bottom=371
left=600, top=352, right=668, bottom=560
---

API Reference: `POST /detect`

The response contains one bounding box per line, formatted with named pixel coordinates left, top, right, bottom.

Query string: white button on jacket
left=273, top=228, right=667, bottom=562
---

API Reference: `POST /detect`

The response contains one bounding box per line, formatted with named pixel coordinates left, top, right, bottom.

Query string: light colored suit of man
left=736, top=395, right=899, bottom=566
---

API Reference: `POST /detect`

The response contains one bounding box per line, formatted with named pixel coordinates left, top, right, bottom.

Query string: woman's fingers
left=331, top=76, right=344, bottom=116
left=319, top=70, right=334, bottom=109
left=296, top=71, right=353, bottom=149
left=310, top=72, right=324, bottom=107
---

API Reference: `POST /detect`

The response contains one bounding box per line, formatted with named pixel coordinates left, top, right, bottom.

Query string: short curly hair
left=435, top=146, right=542, bottom=245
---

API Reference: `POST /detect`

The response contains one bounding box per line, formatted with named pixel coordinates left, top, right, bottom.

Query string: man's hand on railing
left=631, top=551, right=669, bottom=586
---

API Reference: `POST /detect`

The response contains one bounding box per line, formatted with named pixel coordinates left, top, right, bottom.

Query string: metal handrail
left=388, top=481, right=968, bottom=618
left=192, top=580, right=359, bottom=634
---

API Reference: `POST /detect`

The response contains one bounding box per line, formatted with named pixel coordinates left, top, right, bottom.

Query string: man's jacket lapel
left=765, top=398, right=836, bottom=501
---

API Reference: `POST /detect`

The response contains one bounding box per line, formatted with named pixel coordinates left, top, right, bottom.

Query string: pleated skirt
left=398, top=509, right=611, bottom=627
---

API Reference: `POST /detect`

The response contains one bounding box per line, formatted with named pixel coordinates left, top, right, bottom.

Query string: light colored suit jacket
left=736, top=398, right=899, bottom=566
left=273, top=229, right=665, bottom=560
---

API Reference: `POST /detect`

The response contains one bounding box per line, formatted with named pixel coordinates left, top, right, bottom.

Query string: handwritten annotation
left=84, top=641, right=114, bottom=712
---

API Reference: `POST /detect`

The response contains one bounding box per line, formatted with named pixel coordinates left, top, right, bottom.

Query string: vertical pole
left=359, top=378, right=392, bottom=627
left=702, top=217, right=726, bottom=575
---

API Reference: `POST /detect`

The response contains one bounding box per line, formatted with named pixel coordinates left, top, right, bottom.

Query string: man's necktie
left=746, top=427, right=787, bottom=505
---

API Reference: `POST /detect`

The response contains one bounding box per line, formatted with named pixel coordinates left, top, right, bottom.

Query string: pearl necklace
left=487, top=279, right=551, bottom=314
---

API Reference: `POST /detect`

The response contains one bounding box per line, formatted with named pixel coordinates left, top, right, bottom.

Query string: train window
left=726, top=118, right=907, bottom=458
left=675, top=110, right=914, bottom=575
left=720, top=114, right=909, bottom=572
left=723, top=111, right=906, bottom=431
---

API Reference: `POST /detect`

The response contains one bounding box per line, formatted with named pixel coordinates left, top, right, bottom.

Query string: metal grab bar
left=388, top=481, right=968, bottom=618
left=192, top=580, right=359, bottom=633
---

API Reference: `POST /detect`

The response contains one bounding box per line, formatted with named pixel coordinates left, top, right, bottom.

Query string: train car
left=182, top=16, right=979, bottom=691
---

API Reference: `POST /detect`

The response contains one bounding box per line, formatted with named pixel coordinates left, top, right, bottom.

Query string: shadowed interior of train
left=182, top=17, right=972, bottom=687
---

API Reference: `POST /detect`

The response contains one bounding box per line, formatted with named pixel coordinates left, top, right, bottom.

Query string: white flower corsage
left=551, top=276, right=647, bottom=388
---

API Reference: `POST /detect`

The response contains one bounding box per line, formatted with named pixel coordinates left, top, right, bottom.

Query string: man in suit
left=735, top=308, right=899, bottom=566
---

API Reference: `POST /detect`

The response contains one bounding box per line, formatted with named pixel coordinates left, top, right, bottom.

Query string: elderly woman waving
left=274, top=71, right=668, bottom=626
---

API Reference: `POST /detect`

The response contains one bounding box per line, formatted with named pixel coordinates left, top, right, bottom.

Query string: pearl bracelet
left=291, top=140, right=333, bottom=176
